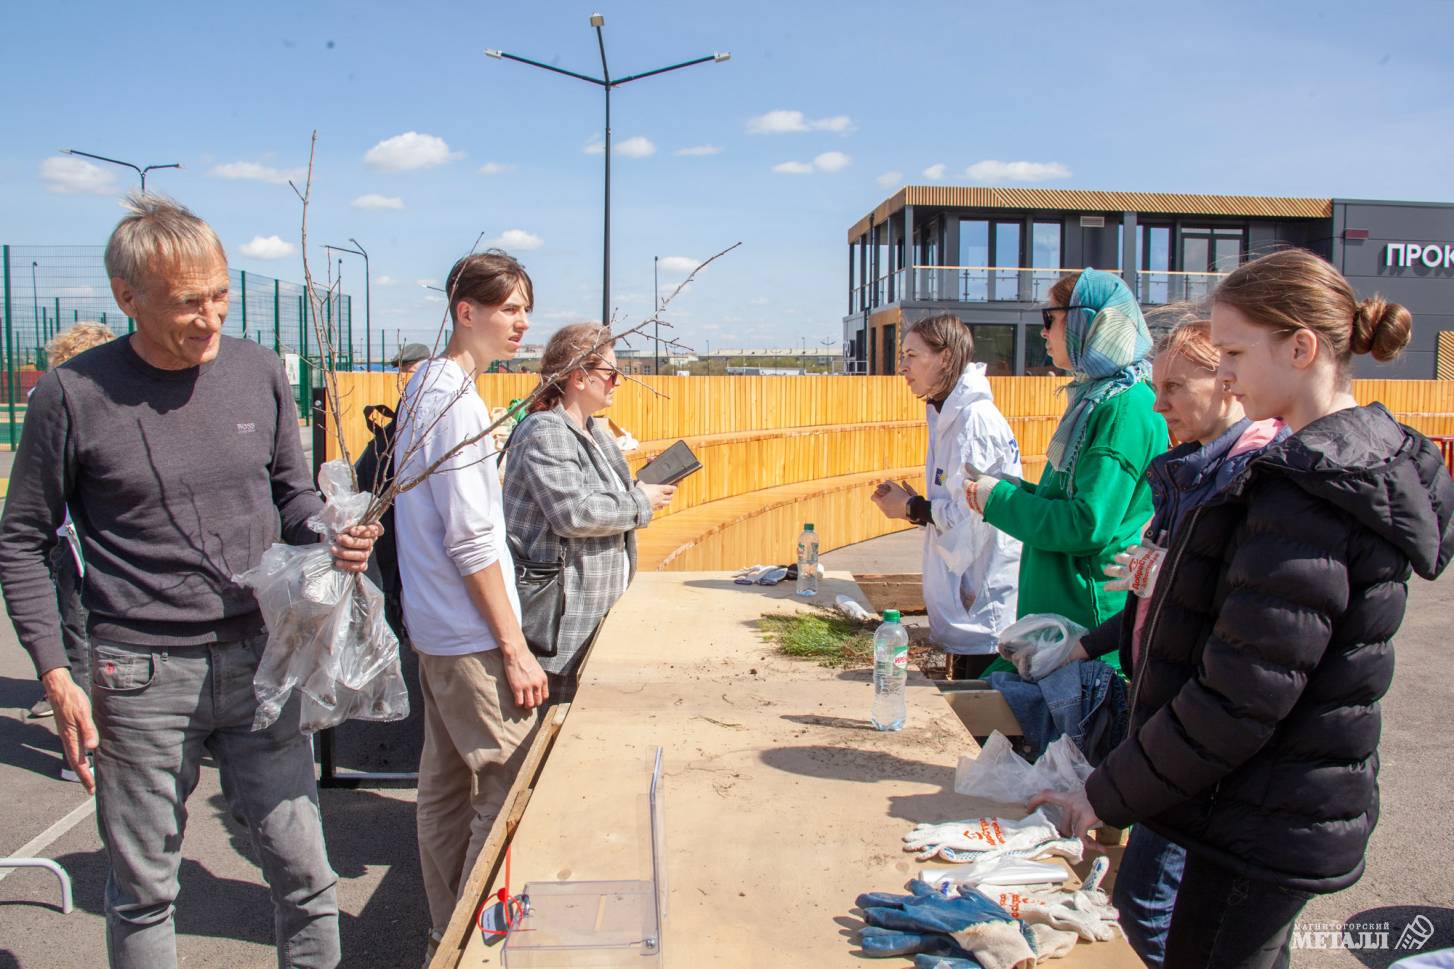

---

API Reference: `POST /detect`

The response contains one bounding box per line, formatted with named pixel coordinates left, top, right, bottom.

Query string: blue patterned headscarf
left=1045, top=269, right=1153, bottom=483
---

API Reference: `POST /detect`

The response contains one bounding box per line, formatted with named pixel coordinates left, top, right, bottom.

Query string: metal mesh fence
left=0, top=244, right=354, bottom=446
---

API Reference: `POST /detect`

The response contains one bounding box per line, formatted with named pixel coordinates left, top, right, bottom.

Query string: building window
left=1139, top=225, right=1172, bottom=304
left=959, top=219, right=989, bottom=301
left=1024, top=324, right=1057, bottom=376
left=1181, top=226, right=1243, bottom=301
left=992, top=221, right=1022, bottom=301
left=881, top=324, right=897, bottom=376
left=1032, top=222, right=1062, bottom=300
left=968, top=323, right=1016, bottom=376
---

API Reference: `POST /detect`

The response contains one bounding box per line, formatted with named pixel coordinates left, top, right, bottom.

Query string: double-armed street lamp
left=486, top=14, right=729, bottom=329
left=59, top=148, right=180, bottom=193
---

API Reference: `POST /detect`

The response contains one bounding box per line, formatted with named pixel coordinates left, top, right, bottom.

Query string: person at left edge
left=0, top=194, right=379, bottom=969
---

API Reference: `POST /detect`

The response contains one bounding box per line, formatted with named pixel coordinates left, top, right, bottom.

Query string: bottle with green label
left=872, top=610, right=909, bottom=731
left=795, top=523, right=819, bottom=597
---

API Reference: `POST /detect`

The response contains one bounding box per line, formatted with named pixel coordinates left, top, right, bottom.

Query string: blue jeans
left=1113, top=826, right=1186, bottom=968
left=90, top=634, right=339, bottom=969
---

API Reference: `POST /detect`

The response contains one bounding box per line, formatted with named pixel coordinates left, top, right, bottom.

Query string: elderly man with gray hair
left=0, top=194, right=378, bottom=969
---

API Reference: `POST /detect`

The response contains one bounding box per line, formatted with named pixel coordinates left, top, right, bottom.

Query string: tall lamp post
left=59, top=149, right=180, bottom=192
left=325, top=239, right=371, bottom=371
left=653, top=255, right=660, bottom=375
left=486, top=15, right=728, bottom=328
left=31, top=262, right=40, bottom=359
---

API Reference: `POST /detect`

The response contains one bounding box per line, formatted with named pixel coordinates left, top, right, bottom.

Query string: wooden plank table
left=452, top=571, right=1142, bottom=968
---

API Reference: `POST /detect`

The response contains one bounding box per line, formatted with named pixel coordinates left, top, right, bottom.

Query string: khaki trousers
left=416, top=648, right=540, bottom=935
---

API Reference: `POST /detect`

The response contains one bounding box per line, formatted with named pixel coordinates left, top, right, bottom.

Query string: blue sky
left=4, top=0, right=1452, bottom=354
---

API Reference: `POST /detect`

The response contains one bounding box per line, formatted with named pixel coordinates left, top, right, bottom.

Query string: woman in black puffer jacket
left=1032, top=248, right=1454, bottom=969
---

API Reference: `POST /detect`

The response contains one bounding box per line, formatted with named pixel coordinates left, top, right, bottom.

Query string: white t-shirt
left=392, top=358, right=520, bottom=655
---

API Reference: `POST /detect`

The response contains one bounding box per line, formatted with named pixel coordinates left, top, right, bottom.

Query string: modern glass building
left=844, top=187, right=1454, bottom=379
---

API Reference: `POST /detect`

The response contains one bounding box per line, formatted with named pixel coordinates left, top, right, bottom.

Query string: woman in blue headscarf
left=963, top=269, right=1168, bottom=671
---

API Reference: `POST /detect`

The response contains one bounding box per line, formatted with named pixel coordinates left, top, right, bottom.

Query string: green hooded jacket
left=983, top=381, right=1166, bottom=671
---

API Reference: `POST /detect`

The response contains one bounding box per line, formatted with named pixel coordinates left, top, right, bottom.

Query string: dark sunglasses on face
left=1041, top=305, right=1089, bottom=331
left=587, top=366, right=622, bottom=388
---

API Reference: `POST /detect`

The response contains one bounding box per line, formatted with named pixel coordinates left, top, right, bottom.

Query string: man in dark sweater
left=0, top=194, right=378, bottom=969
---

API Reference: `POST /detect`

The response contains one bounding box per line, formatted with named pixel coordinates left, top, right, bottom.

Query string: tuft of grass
left=758, top=610, right=875, bottom=669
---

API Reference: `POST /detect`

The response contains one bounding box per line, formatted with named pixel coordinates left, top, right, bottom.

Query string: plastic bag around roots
left=953, top=731, right=1093, bottom=806
left=234, top=459, right=408, bottom=733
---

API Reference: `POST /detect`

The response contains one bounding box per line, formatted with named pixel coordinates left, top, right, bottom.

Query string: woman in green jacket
left=965, top=268, right=1167, bottom=672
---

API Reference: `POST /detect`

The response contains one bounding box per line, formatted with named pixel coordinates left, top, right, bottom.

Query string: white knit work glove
left=903, top=810, right=1064, bottom=863
left=1103, top=543, right=1165, bottom=598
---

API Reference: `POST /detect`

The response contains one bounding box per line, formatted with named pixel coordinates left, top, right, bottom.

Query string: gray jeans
left=90, top=633, right=339, bottom=969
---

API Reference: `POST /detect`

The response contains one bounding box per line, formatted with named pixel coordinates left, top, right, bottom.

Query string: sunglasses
left=586, top=365, right=622, bottom=388
left=1040, top=305, right=1089, bottom=331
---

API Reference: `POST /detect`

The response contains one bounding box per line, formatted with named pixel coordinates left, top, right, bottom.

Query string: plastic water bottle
left=872, top=610, right=910, bottom=731
left=795, top=523, right=819, bottom=597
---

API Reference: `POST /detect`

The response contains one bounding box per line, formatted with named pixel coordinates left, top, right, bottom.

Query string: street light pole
left=350, top=238, right=371, bottom=372
left=326, top=241, right=371, bottom=370
left=653, top=255, right=660, bottom=376
left=486, top=16, right=729, bottom=329
left=59, top=149, right=180, bottom=192
left=31, top=262, right=40, bottom=363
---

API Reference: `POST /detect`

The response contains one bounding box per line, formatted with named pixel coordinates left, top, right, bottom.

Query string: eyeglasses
left=586, top=366, right=622, bottom=388
left=1041, top=305, right=1089, bottom=331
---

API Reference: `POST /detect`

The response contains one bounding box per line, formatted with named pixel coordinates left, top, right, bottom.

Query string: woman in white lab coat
left=872, top=314, right=1024, bottom=678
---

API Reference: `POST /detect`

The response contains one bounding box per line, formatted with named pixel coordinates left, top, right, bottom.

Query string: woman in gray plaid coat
left=503, top=324, right=676, bottom=692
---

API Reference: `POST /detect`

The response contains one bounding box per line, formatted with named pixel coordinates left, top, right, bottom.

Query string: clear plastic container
left=504, top=750, right=667, bottom=968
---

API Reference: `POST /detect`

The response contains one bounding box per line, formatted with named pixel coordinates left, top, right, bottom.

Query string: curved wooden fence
left=323, top=374, right=1454, bottom=572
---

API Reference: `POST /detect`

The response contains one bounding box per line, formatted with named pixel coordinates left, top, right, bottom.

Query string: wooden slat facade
left=322, top=374, right=1454, bottom=572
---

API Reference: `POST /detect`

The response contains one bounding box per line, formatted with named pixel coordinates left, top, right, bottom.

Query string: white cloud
left=657, top=256, right=699, bottom=276
left=773, top=153, right=851, bottom=175
left=363, top=132, right=462, bottom=172
left=416, top=278, right=439, bottom=288
left=923, top=163, right=948, bottom=180
left=422, top=293, right=446, bottom=304
left=376, top=275, right=397, bottom=286
left=208, top=161, right=304, bottom=185
left=584, top=136, right=656, bottom=158
left=40, top=157, right=120, bottom=195
left=238, top=235, right=295, bottom=260
left=746, top=110, right=856, bottom=135
left=351, top=193, right=405, bottom=210
left=674, top=145, right=722, bottom=157
left=616, top=136, right=656, bottom=158
left=479, top=162, right=513, bottom=175
left=876, top=170, right=903, bottom=188
left=489, top=229, right=543, bottom=251
left=964, top=160, right=1071, bottom=183
left=772, top=160, right=814, bottom=175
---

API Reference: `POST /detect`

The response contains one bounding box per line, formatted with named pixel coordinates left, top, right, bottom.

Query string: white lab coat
left=920, top=364, right=1023, bottom=654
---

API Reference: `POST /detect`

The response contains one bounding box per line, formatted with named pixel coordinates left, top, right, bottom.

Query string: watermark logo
left=1293, top=914, right=1434, bottom=953
left=1396, top=914, right=1436, bottom=951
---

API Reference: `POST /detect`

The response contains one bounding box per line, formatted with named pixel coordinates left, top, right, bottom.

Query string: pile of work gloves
left=854, top=809, right=1122, bottom=968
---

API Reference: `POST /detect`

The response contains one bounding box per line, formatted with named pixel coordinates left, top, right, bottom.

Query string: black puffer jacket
left=1085, top=404, right=1454, bottom=893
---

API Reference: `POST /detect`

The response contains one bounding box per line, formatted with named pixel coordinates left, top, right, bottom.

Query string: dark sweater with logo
left=0, top=336, right=322, bottom=675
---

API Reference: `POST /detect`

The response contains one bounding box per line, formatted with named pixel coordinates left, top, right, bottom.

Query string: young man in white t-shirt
left=391, top=250, right=548, bottom=954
